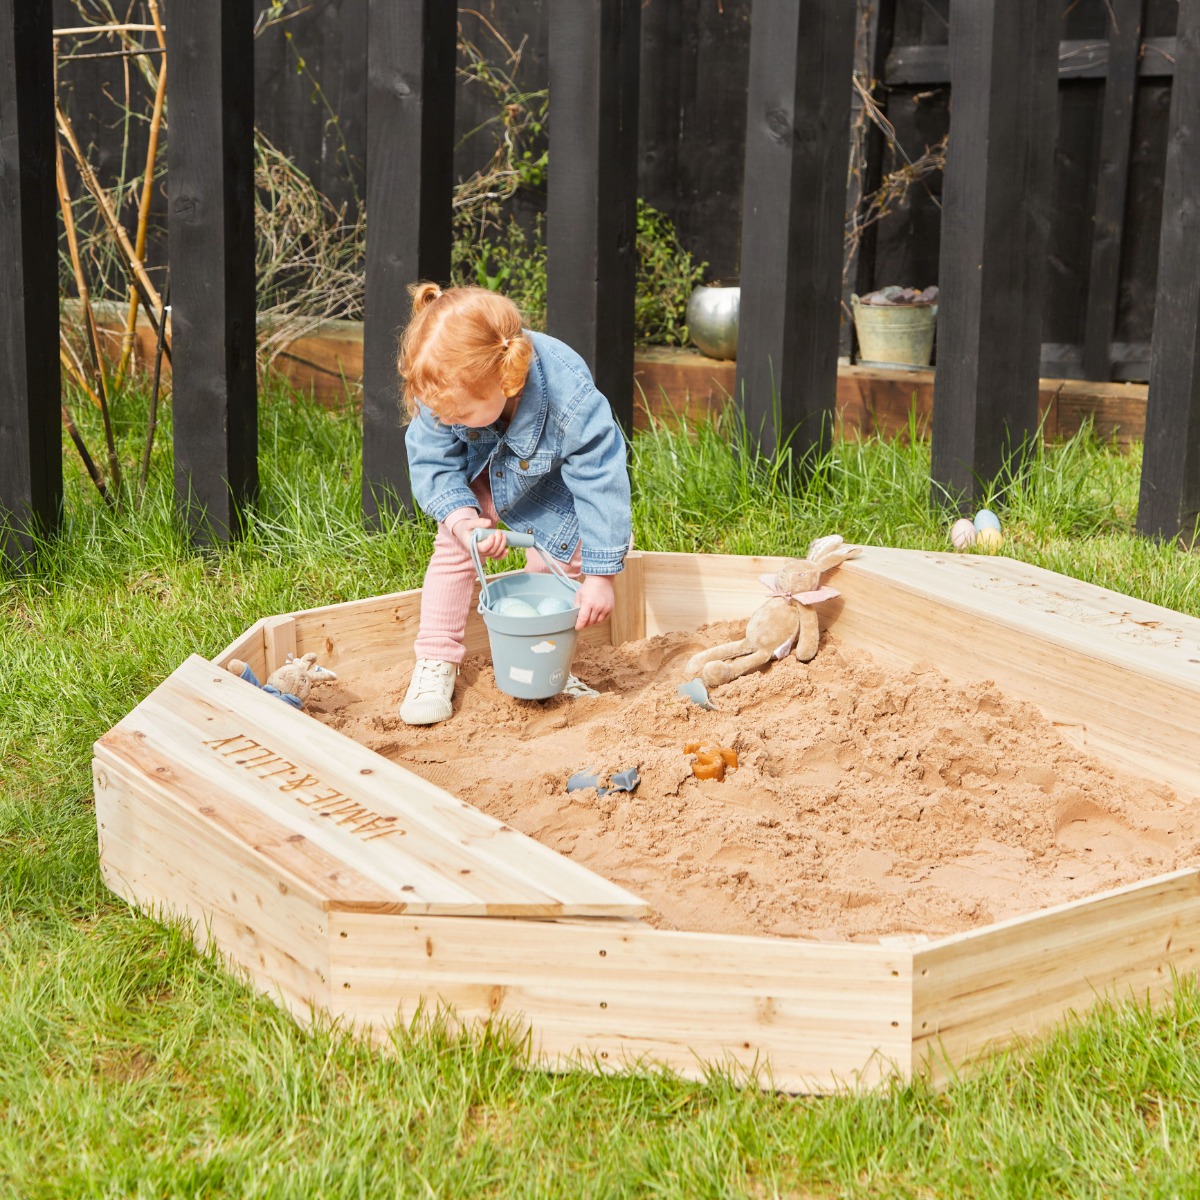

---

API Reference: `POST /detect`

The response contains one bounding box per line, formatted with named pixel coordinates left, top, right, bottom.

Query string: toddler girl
left=398, top=283, right=632, bottom=725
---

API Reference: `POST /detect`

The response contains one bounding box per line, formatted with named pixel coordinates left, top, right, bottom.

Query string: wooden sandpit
left=93, top=548, right=1200, bottom=1093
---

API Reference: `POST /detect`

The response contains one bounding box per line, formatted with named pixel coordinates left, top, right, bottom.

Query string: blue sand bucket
left=470, top=529, right=582, bottom=699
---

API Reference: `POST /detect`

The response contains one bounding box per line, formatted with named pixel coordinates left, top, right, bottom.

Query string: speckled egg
left=975, top=526, right=1004, bottom=551
left=973, top=508, right=1002, bottom=533
left=535, top=595, right=573, bottom=615
left=492, top=596, right=539, bottom=617
left=950, top=518, right=977, bottom=549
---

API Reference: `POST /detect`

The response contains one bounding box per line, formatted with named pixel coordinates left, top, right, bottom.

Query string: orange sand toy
left=685, top=741, right=739, bottom=781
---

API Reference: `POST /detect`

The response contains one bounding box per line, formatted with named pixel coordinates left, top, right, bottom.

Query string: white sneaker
left=400, top=659, right=457, bottom=725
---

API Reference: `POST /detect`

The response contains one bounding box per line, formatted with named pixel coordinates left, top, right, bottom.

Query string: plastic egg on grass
left=493, top=596, right=539, bottom=617
left=975, top=526, right=1004, bottom=552
left=950, top=518, right=977, bottom=549
left=536, top=595, right=573, bottom=615
left=973, top=508, right=1002, bottom=533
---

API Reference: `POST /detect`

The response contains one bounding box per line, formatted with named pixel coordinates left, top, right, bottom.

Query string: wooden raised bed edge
left=93, top=549, right=1200, bottom=1093
left=76, top=304, right=1150, bottom=450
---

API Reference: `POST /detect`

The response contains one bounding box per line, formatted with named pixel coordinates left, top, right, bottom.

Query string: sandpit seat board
left=94, top=655, right=649, bottom=918
left=842, top=548, right=1200, bottom=689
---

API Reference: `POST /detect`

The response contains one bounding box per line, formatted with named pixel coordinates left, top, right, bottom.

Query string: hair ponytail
left=408, top=280, right=444, bottom=315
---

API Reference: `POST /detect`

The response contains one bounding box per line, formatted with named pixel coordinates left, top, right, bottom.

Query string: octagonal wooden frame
left=93, top=549, right=1200, bottom=1093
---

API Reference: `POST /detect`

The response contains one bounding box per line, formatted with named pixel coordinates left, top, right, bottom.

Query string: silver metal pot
left=686, top=285, right=740, bottom=360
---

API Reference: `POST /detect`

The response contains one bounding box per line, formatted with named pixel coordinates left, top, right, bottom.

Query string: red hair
left=398, top=284, right=533, bottom=420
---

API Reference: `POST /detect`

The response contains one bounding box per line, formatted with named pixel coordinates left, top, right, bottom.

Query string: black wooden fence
left=3, top=0, right=1200, bottom=557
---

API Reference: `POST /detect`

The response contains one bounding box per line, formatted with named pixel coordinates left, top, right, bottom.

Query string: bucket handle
left=469, top=528, right=581, bottom=611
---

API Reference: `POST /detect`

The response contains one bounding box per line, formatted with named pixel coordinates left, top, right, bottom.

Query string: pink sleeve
left=441, top=506, right=480, bottom=533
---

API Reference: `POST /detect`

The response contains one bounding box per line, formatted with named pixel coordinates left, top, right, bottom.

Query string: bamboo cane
left=137, top=279, right=171, bottom=508
left=59, top=342, right=104, bottom=412
left=61, top=401, right=112, bottom=508
left=56, top=138, right=122, bottom=497
left=54, top=100, right=163, bottom=320
left=114, top=52, right=167, bottom=388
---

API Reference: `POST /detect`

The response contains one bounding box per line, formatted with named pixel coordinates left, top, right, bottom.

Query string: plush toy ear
left=807, top=535, right=862, bottom=573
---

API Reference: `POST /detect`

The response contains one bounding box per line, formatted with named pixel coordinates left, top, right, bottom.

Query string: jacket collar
left=495, top=333, right=548, bottom=457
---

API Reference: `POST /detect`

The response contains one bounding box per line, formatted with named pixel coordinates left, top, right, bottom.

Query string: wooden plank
left=95, top=733, right=412, bottom=914
left=328, top=912, right=914, bottom=1093
left=1082, top=0, right=1145, bottom=382
left=886, top=35, right=1178, bottom=84
left=546, top=0, right=641, bottom=432
left=610, top=550, right=645, bottom=646
left=735, top=0, right=856, bottom=459
left=913, top=869, right=1200, bottom=1085
left=1052, top=378, right=1147, bottom=447
left=119, top=306, right=1151, bottom=449
left=0, top=0, right=60, bottom=560
left=633, top=346, right=736, bottom=429
left=1138, top=0, right=1200, bottom=543
left=95, top=757, right=332, bottom=1017
left=165, top=1, right=257, bottom=543
left=213, top=617, right=268, bottom=681
left=263, top=615, right=297, bottom=676
left=930, top=0, right=1061, bottom=506
left=361, top=0, right=456, bottom=521
left=97, top=654, right=649, bottom=918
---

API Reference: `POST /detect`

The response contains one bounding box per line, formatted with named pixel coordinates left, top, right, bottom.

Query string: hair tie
left=501, top=336, right=510, bottom=350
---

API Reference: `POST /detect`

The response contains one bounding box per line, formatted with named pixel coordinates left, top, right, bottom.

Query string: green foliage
left=451, top=213, right=548, bottom=331
left=451, top=202, right=706, bottom=345
left=634, top=199, right=709, bottom=346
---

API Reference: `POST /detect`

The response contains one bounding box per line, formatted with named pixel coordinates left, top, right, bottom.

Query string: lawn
left=3, top=382, right=1200, bottom=1197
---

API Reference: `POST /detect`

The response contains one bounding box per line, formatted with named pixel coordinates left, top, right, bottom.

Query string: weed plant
left=4, top=380, right=1200, bottom=1196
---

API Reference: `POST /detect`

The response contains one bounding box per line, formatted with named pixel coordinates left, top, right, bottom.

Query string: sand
left=308, top=623, right=1200, bottom=943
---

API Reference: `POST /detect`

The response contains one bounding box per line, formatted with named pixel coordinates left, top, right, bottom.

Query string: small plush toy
left=226, top=652, right=337, bottom=709
left=683, top=534, right=861, bottom=689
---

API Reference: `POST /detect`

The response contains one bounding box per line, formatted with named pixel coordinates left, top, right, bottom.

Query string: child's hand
left=452, top=515, right=508, bottom=559
left=575, top=574, right=615, bottom=629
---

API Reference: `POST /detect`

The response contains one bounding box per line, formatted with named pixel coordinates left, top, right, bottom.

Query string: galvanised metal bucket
left=470, top=530, right=581, bottom=700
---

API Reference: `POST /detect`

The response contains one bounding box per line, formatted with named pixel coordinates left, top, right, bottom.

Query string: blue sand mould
left=470, top=529, right=582, bottom=700
left=566, top=768, right=641, bottom=796
left=677, top=677, right=719, bottom=710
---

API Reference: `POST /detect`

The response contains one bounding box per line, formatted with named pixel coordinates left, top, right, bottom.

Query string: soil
left=308, top=623, right=1200, bottom=943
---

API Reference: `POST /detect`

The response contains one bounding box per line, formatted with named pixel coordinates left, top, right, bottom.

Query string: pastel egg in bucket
left=470, top=530, right=582, bottom=700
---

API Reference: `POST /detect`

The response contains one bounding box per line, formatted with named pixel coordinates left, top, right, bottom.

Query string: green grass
left=4, top=381, right=1200, bottom=1197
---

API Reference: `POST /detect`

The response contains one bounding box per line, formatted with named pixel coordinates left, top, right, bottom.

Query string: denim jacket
left=405, top=330, right=632, bottom=575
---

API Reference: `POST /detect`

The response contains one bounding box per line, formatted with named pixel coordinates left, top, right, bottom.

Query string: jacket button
left=561, top=543, right=568, bottom=550
left=519, top=460, right=529, bottom=470
left=495, top=470, right=503, bottom=478
left=526, top=527, right=533, bottom=534
left=468, top=431, right=479, bottom=441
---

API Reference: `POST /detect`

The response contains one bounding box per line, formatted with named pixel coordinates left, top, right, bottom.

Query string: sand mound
left=309, top=623, right=1200, bottom=943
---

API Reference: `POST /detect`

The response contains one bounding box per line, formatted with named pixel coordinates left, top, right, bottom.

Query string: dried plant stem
left=115, top=48, right=166, bottom=389
left=56, top=138, right=122, bottom=497
left=138, top=280, right=170, bottom=507
left=53, top=23, right=159, bottom=35
left=55, top=99, right=163, bottom=322
left=60, top=398, right=112, bottom=507
left=58, top=343, right=104, bottom=411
